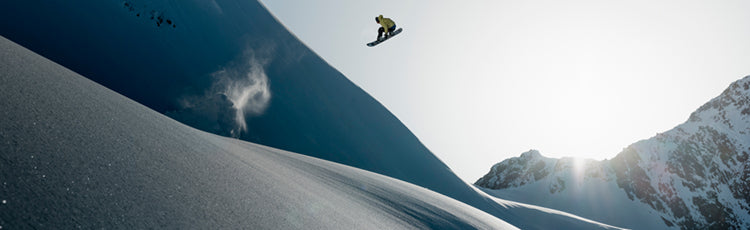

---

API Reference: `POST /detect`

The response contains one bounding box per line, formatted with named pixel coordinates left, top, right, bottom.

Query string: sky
left=258, top=0, right=750, bottom=182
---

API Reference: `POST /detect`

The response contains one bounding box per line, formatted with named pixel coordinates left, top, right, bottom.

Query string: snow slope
left=0, top=1, right=622, bottom=229
left=477, top=76, right=750, bottom=229
left=0, top=35, right=517, bottom=229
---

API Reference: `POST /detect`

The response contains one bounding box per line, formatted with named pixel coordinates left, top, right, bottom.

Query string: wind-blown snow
left=209, top=50, right=272, bottom=135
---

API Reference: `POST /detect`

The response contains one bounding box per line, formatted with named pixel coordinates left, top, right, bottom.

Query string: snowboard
left=367, top=28, right=403, bottom=47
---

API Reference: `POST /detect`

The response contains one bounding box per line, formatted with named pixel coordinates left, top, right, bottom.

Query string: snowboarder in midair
left=376, top=15, right=397, bottom=41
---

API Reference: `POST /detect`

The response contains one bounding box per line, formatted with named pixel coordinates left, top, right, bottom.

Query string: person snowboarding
left=367, top=15, right=403, bottom=47
left=376, top=15, right=397, bottom=41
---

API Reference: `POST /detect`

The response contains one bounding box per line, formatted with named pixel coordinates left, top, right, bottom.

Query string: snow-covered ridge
left=477, top=76, right=750, bottom=229
left=0, top=35, right=518, bottom=229
left=475, top=150, right=557, bottom=190
left=476, top=150, right=612, bottom=193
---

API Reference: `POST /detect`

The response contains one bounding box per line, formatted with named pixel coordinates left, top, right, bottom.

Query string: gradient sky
left=259, top=0, right=750, bottom=182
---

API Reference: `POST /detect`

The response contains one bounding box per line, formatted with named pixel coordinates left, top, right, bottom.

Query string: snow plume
left=211, top=52, right=272, bottom=133
left=167, top=49, right=271, bottom=138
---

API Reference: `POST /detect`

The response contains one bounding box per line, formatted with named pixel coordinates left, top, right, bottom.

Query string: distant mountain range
left=476, top=76, right=750, bottom=229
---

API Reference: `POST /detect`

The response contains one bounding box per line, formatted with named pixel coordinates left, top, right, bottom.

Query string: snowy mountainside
left=476, top=76, right=750, bottom=229
left=0, top=1, right=623, bottom=229
left=0, top=35, right=517, bottom=229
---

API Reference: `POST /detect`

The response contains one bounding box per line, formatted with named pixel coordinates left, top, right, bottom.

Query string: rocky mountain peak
left=520, top=149, right=542, bottom=159
left=475, top=150, right=554, bottom=190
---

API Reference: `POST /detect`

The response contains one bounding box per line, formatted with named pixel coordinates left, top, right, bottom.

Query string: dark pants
left=378, top=25, right=396, bottom=39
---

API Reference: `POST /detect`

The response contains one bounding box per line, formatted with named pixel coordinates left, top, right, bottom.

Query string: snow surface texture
left=0, top=1, right=622, bottom=229
left=0, top=35, right=518, bottom=229
left=477, top=77, right=750, bottom=229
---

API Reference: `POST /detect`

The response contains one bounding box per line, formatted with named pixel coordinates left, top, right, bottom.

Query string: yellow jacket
left=378, top=15, right=395, bottom=31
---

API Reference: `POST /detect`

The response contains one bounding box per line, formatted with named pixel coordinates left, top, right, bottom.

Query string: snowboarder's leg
left=387, top=25, right=397, bottom=37
left=377, top=27, right=385, bottom=41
